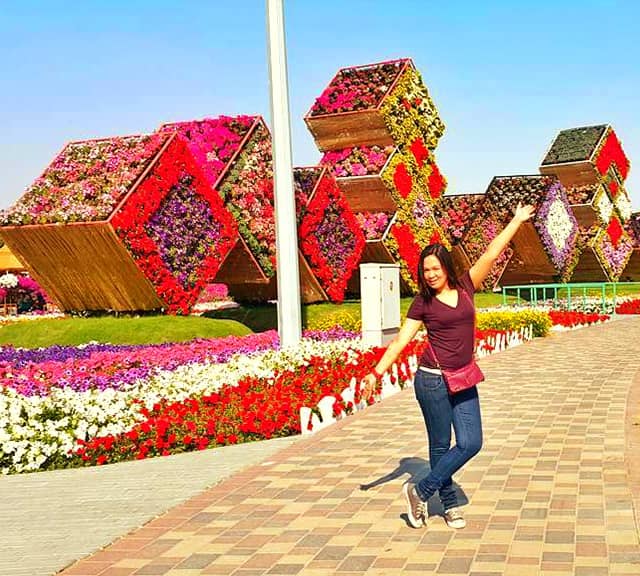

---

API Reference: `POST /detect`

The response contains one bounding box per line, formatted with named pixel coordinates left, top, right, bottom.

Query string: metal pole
left=266, top=0, right=302, bottom=346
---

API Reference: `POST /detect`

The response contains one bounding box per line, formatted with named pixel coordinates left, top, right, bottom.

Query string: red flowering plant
left=308, top=60, right=407, bottom=116
left=592, top=215, right=634, bottom=280
left=381, top=143, right=444, bottom=207
left=615, top=298, right=640, bottom=314
left=72, top=340, right=424, bottom=466
left=1, top=134, right=167, bottom=225
left=435, top=194, right=486, bottom=245
left=594, top=128, right=630, bottom=181
left=296, top=168, right=365, bottom=302
left=111, top=135, right=238, bottom=314
left=548, top=310, right=609, bottom=327
left=486, top=176, right=580, bottom=280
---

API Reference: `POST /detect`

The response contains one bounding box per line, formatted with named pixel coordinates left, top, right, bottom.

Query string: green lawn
left=0, top=316, right=250, bottom=348
left=4, top=284, right=634, bottom=349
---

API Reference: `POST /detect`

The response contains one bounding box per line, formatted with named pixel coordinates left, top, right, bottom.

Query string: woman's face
left=423, top=255, right=449, bottom=293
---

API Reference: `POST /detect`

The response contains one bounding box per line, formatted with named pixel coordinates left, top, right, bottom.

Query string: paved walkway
left=6, top=317, right=640, bottom=575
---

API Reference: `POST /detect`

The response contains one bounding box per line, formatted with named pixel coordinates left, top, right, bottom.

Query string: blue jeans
left=413, top=370, right=483, bottom=509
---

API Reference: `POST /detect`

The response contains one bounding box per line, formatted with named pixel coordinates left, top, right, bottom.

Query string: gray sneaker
left=443, top=507, right=466, bottom=529
left=403, top=482, right=426, bottom=528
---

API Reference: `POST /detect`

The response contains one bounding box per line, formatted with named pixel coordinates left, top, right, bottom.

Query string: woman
left=362, top=203, right=535, bottom=529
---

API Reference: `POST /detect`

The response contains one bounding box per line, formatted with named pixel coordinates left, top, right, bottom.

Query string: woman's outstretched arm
left=362, top=318, right=423, bottom=400
left=469, top=203, right=536, bottom=289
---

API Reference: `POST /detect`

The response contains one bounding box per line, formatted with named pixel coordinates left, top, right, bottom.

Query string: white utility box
left=360, top=263, right=401, bottom=347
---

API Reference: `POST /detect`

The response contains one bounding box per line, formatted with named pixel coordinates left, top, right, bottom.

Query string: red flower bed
left=615, top=299, right=640, bottom=315
left=547, top=310, right=609, bottom=327
left=73, top=340, right=425, bottom=466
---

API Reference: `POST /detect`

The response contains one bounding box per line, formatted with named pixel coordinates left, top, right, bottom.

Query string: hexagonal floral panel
left=593, top=215, right=634, bottom=281
left=111, top=135, right=238, bottom=314
left=159, top=116, right=275, bottom=281
left=296, top=167, right=365, bottom=302
left=486, top=175, right=579, bottom=280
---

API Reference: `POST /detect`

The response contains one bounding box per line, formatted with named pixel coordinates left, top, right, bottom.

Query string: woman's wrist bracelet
left=372, top=368, right=383, bottom=380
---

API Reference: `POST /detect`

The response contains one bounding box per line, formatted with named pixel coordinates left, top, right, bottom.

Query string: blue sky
left=1, top=0, right=638, bottom=209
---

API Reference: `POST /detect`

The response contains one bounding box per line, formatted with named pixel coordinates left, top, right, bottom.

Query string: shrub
left=307, top=309, right=362, bottom=332
left=477, top=309, right=552, bottom=337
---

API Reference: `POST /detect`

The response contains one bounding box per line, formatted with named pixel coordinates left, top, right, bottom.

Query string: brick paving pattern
left=9, top=317, right=640, bottom=575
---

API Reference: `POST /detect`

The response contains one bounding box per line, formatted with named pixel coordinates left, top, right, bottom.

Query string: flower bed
left=435, top=194, right=487, bottom=245
left=111, top=135, right=238, bottom=314
left=615, top=298, right=640, bottom=314
left=1, top=132, right=239, bottom=314
left=486, top=175, right=579, bottom=282
left=1, top=309, right=611, bottom=474
left=0, top=134, right=168, bottom=226
left=166, top=117, right=277, bottom=282
left=378, top=67, right=445, bottom=152
left=593, top=216, right=634, bottom=280
left=158, top=116, right=256, bottom=188
left=380, top=142, right=446, bottom=208
left=305, top=58, right=444, bottom=152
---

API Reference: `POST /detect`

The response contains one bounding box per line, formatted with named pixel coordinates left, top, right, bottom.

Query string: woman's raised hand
left=514, top=203, right=536, bottom=223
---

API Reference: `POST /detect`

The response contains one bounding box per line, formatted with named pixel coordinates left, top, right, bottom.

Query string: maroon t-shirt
left=407, top=271, right=476, bottom=370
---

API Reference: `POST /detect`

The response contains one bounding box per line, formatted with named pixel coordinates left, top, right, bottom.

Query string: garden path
left=8, top=317, right=640, bottom=575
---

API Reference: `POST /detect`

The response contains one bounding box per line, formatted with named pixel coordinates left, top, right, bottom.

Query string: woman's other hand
left=361, top=372, right=377, bottom=402
left=514, top=203, right=536, bottom=223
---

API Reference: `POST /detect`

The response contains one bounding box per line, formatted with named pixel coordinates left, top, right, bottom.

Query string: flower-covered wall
left=485, top=175, right=580, bottom=283
left=0, top=131, right=240, bottom=314
left=307, top=58, right=451, bottom=295
left=540, top=124, right=634, bottom=282
left=159, top=116, right=276, bottom=284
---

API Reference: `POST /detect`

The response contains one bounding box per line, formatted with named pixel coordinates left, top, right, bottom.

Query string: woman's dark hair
left=417, top=243, right=459, bottom=299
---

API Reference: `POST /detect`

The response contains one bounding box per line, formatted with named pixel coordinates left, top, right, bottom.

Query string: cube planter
left=540, top=124, right=630, bottom=191
left=305, top=58, right=444, bottom=152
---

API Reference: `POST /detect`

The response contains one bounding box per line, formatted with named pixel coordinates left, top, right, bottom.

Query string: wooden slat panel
left=540, top=162, right=599, bottom=188
left=336, top=175, right=396, bottom=212
left=511, top=222, right=556, bottom=273
left=225, top=252, right=328, bottom=304
left=621, top=249, right=640, bottom=281
left=0, top=223, right=164, bottom=311
left=571, top=248, right=608, bottom=282
left=304, top=110, right=393, bottom=152
left=214, top=237, right=269, bottom=285
left=571, top=204, right=599, bottom=228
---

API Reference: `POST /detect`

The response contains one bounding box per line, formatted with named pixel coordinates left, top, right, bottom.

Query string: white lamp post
left=266, top=0, right=302, bottom=346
